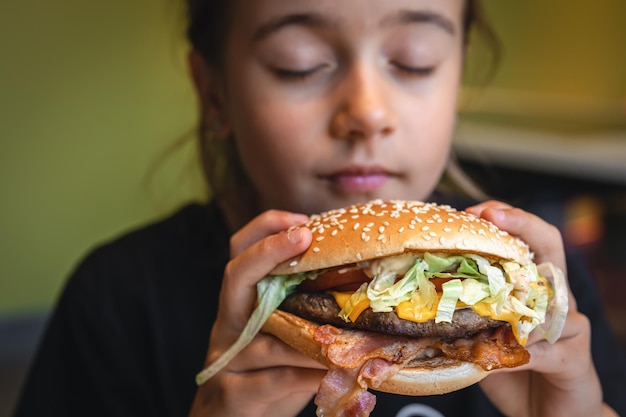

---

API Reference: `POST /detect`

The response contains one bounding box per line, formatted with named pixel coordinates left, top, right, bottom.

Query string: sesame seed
left=353, top=223, right=360, bottom=231
left=421, top=226, right=429, bottom=231
left=313, top=247, right=320, bottom=253
left=377, top=234, right=385, bottom=241
left=316, top=236, right=325, bottom=242
left=290, top=260, right=298, bottom=267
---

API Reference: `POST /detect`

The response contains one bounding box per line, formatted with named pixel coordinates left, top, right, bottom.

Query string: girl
left=15, top=0, right=625, bottom=416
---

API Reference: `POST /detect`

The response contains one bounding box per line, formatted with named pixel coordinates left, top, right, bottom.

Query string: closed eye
left=391, top=61, right=435, bottom=76
left=273, top=65, right=326, bottom=81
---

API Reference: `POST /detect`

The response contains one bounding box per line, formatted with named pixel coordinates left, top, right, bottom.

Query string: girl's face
left=214, top=0, right=464, bottom=215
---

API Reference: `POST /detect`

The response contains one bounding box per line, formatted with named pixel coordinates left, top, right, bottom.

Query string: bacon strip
left=311, top=324, right=529, bottom=417
left=314, top=366, right=376, bottom=417
left=313, top=325, right=434, bottom=416
left=436, top=325, right=530, bottom=371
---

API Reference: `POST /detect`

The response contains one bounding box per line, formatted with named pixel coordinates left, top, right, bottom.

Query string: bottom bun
left=262, top=309, right=488, bottom=396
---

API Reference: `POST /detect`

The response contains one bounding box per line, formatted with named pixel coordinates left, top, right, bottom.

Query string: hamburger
left=196, top=200, right=568, bottom=416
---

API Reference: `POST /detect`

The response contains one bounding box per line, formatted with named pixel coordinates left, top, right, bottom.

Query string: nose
left=329, top=66, right=396, bottom=141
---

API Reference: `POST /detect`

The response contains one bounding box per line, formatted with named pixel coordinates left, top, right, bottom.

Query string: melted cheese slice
left=332, top=292, right=526, bottom=344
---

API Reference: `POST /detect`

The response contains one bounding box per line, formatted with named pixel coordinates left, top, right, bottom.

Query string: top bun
left=271, top=200, right=532, bottom=275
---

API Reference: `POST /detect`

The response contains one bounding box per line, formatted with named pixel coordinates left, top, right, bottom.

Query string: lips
left=323, top=165, right=396, bottom=193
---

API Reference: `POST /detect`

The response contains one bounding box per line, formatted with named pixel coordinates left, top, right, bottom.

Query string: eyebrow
left=252, top=13, right=337, bottom=42
left=383, top=9, right=456, bottom=35
left=252, top=9, right=456, bottom=42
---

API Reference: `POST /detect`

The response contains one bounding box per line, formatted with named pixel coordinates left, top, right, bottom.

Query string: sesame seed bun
left=271, top=200, right=532, bottom=276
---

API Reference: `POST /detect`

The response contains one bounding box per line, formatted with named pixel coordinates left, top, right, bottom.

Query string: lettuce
left=436, top=279, right=463, bottom=323
left=195, top=272, right=311, bottom=385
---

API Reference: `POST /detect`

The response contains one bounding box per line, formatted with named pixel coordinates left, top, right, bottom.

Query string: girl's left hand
left=465, top=201, right=618, bottom=417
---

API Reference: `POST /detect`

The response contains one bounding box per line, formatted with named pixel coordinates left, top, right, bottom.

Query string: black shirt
left=13, top=202, right=626, bottom=417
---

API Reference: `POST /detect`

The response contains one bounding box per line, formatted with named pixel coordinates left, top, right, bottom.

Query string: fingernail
left=290, top=213, right=309, bottom=224
left=287, top=228, right=304, bottom=244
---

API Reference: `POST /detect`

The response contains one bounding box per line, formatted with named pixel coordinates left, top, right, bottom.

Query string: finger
left=218, top=367, right=324, bottom=415
left=465, top=200, right=512, bottom=216
left=468, top=202, right=565, bottom=269
left=525, top=312, right=592, bottom=377
left=218, top=226, right=313, bottom=333
left=494, top=310, right=590, bottom=378
left=231, top=210, right=309, bottom=257
left=227, top=333, right=327, bottom=373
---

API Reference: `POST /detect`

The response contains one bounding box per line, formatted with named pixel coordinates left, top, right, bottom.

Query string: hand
left=466, top=201, right=617, bottom=417
left=189, top=210, right=326, bottom=417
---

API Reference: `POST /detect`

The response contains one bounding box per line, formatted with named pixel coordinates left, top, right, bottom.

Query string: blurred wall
left=0, top=0, right=203, bottom=317
left=477, top=1, right=626, bottom=98
left=463, top=0, right=626, bottom=131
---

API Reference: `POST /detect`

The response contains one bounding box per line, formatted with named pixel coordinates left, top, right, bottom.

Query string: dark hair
left=186, top=0, right=500, bottom=224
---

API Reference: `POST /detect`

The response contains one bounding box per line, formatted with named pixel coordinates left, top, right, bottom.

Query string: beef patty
left=279, top=292, right=505, bottom=339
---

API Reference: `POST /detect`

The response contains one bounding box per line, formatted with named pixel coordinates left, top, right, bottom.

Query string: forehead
left=228, top=0, right=465, bottom=40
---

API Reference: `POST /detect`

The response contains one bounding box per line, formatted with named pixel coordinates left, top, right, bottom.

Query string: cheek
left=404, top=80, right=457, bottom=156
left=226, top=87, right=324, bottom=198
left=233, top=101, right=314, bottom=166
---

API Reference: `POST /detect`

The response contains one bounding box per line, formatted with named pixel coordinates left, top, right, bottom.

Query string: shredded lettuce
left=436, top=279, right=463, bottom=323
left=195, top=272, right=310, bottom=385
left=339, top=282, right=369, bottom=321
left=411, top=259, right=437, bottom=310
left=367, top=258, right=420, bottom=312
left=340, top=252, right=565, bottom=346
left=459, top=278, right=491, bottom=305
left=536, top=262, right=569, bottom=343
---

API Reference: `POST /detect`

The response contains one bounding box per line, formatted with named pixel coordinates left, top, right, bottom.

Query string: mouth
left=321, top=165, right=397, bottom=193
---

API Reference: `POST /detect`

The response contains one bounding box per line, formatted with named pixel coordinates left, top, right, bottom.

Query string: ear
left=188, top=50, right=231, bottom=138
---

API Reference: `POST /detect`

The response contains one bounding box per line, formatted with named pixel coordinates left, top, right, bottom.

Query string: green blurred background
left=1, top=0, right=625, bottom=415
left=1, top=0, right=204, bottom=317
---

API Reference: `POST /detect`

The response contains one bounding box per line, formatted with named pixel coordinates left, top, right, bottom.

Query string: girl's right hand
left=188, top=210, right=327, bottom=417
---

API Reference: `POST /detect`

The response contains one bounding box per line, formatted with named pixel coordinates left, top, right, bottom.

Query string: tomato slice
left=298, top=266, right=371, bottom=292
left=298, top=269, right=454, bottom=293
left=430, top=277, right=454, bottom=292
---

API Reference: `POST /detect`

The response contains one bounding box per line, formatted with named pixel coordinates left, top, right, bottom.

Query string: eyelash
left=273, top=63, right=434, bottom=81
left=273, top=67, right=321, bottom=81
left=392, top=62, right=435, bottom=76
